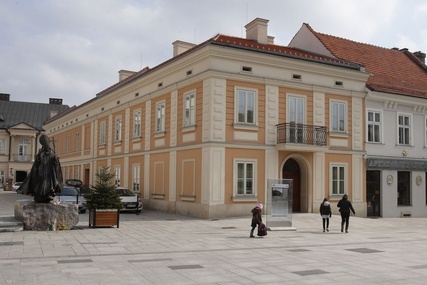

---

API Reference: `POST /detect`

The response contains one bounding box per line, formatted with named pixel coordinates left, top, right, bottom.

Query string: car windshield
left=116, top=188, right=135, bottom=197
left=59, top=187, right=79, bottom=196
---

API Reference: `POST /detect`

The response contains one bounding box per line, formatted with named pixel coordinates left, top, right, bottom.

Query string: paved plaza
left=1, top=190, right=427, bottom=284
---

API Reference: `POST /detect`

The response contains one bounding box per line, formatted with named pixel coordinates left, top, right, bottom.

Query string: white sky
left=1, top=0, right=427, bottom=107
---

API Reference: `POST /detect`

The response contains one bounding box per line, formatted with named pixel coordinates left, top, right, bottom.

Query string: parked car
left=65, top=179, right=83, bottom=191
left=12, top=182, right=23, bottom=192
left=56, top=186, right=87, bottom=213
left=116, top=187, right=142, bottom=213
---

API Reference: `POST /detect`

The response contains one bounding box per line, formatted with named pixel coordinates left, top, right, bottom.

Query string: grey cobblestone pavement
left=1, top=190, right=427, bottom=284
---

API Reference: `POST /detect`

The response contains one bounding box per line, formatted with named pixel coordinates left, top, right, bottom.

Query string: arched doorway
left=282, top=158, right=301, bottom=212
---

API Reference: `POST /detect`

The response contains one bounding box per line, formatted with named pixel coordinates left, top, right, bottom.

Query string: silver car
left=56, top=186, right=87, bottom=213
left=116, top=187, right=143, bottom=213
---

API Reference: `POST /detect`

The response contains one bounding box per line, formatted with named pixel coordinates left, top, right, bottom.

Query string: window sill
left=182, top=125, right=196, bottom=133
left=232, top=196, right=258, bottom=202
left=329, top=132, right=349, bottom=138
left=132, top=136, right=142, bottom=142
left=233, top=124, right=258, bottom=131
left=154, top=132, right=166, bottom=138
left=152, top=193, right=165, bottom=199
left=180, top=195, right=196, bottom=201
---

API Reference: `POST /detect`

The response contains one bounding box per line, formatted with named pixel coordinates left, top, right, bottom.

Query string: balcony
left=12, top=154, right=32, bottom=162
left=277, top=123, right=327, bottom=146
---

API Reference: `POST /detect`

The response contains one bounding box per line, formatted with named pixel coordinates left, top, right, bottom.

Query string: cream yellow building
left=44, top=18, right=369, bottom=218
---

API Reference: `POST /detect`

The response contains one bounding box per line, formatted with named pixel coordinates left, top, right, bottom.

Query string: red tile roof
left=96, top=33, right=362, bottom=98
left=304, top=23, right=427, bottom=98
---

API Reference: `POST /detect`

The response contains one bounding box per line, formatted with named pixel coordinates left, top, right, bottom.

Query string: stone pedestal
left=14, top=200, right=79, bottom=231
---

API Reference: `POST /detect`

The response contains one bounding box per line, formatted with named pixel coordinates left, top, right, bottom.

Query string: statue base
left=14, top=200, right=79, bottom=231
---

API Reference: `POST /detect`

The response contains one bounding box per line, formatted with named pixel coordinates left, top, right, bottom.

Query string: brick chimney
left=0, top=93, right=10, bottom=101
left=245, top=18, right=270, bottom=44
left=413, top=51, right=426, bottom=63
left=49, top=98, right=63, bottom=105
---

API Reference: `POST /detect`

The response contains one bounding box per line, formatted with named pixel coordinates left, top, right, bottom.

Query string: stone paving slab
left=1, top=189, right=427, bottom=284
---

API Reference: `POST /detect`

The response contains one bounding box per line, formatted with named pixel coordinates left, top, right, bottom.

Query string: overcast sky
left=1, top=0, right=427, bottom=107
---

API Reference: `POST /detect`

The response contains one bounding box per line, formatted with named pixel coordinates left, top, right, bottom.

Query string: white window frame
left=115, top=116, right=122, bottom=142
left=235, top=87, right=257, bottom=125
left=331, top=164, right=346, bottom=196
left=99, top=121, right=106, bottom=145
left=156, top=101, right=166, bottom=133
left=233, top=159, right=257, bottom=197
left=75, top=132, right=80, bottom=151
left=367, top=109, right=382, bottom=143
left=74, top=167, right=79, bottom=179
left=66, top=135, right=70, bottom=153
left=114, top=166, right=121, bottom=187
left=132, top=164, right=140, bottom=192
left=18, top=139, right=28, bottom=161
left=133, top=110, right=142, bottom=138
left=0, top=138, right=5, bottom=154
left=184, top=91, right=196, bottom=127
left=398, top=113, right=412, bottom=146
left=287, top=94, right=306, bottom=124
left=330, top=100, right=347, bottom=133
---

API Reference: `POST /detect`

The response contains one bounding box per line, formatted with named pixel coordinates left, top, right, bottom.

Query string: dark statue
left=19, top=134, right=63, bottom=203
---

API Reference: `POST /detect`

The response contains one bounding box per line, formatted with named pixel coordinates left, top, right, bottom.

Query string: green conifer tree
left=85, top=166, right=123, bottom=210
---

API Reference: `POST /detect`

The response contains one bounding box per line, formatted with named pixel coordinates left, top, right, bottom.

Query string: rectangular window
left=398, top=114, right=411, bottom=145
left=184, top=92, right=196, bottom=127
left=331, top=101, right=346, bottom=132
left=367, top=111, right=381, bottom=143
left=398, top=171, right=410, bottom=206
left=74, top=167, right=79, bottom=179
left=288, top=96, right=305, bottom=143
left=236, top=161, right=254, bottom=195
left=66, top=135, right=70, bottom=153
left=18, top=139, right=28, bottom=161
left=75, top=132, right=80, bottom=151
left=156, top=102, right=165, bottom=133
left=331, top=165, right=345, bottom=195
left=115, top=116, right=122, bottom=141
left=132, top=165, right=140, bottom=192
left=57, top=138, right=61, bottom=154
left=133, top=110, right=142, bottom=138
left=100, top=121, right=106, bottom=145
left=0, top=138, right=5, bottom=154
left=236, top=88, right=256, bottom=124
left=114, top=166, right=121, bottom=187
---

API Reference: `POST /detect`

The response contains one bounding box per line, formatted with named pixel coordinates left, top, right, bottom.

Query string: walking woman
left=337, top=194, right=355, bottom=233
left=319, top=198, right=331, bottom=232
left=250, top=203, right=263, bottom=237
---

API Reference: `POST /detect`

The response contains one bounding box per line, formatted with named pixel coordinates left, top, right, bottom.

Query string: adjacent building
left=44, top=18, right=370, bottom=218
left=0, top=94, right=69, bottom=189
left=290, top=23, right=427, bottom=217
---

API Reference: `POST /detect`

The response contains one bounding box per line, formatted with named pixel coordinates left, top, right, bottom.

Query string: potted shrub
left=85, top=166, right=123, bottom=228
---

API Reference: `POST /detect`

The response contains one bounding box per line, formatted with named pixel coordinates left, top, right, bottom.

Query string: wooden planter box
left=89, top=209, right=120, bottom=228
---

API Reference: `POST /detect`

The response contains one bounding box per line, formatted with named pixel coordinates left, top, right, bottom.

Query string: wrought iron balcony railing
left=277, top=123, right=327, bottom=146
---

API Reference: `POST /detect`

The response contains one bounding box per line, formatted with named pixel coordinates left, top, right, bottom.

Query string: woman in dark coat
left=250, top=203, right=263, bottom=237
left=320, top=197, right=332, bottom=232
left=337, top=194, right=355, bottom=233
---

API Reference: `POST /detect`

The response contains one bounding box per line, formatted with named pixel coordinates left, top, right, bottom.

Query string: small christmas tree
left=85, top=166, right=123, bottom=210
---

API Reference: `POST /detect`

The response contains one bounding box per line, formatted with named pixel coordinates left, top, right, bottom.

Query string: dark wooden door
left=283, top=158, right=301, bottom=212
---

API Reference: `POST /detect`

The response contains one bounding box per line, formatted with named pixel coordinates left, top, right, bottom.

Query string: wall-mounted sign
left=367, top=158, right=427, bottom=171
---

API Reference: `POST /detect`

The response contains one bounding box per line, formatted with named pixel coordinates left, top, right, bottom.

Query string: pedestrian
left=337, top=194, right=355, bottom=233
left=319, top=197, right=331, bottom=232
left=250, top=202, right=263, bottom=238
